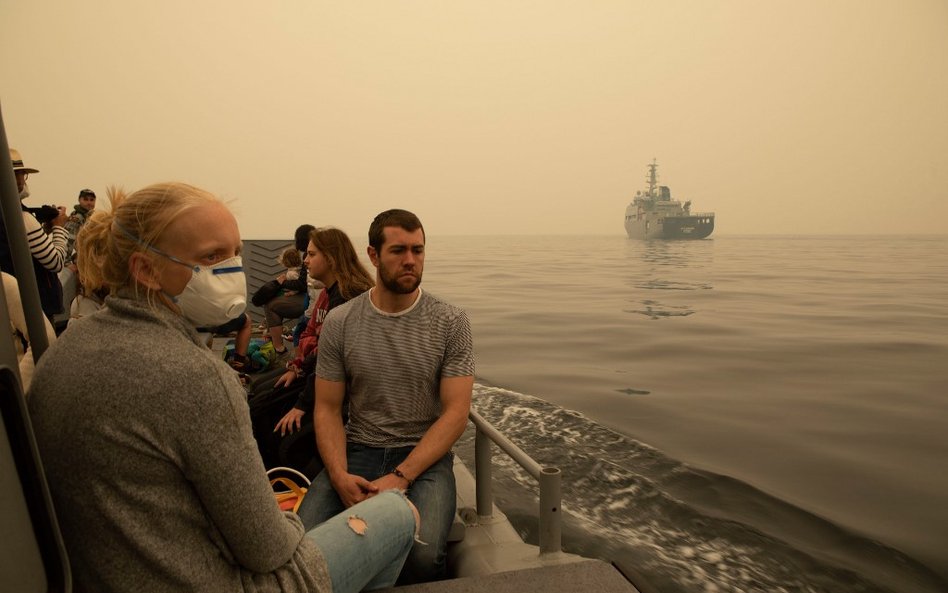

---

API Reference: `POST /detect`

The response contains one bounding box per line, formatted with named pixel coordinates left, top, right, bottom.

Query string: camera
left=25, top=205, right=60, bottom=225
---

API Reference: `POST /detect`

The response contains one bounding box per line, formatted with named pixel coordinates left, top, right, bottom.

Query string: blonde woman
left=28, top=183, right=417, bottom=593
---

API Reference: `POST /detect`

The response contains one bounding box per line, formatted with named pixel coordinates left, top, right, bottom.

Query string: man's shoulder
left=419, top=291, right=468, bottom=320
left=325, top=290, right=370, bottom=322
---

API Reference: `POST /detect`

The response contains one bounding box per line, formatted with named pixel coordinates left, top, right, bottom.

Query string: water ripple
left=461, top=385, right=947, bottom=593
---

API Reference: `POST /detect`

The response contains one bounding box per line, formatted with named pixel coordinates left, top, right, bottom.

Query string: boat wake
left=459, top=384, right=947, bottom=593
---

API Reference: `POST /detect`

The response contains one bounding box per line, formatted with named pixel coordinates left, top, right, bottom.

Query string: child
left=276, top=246, right=301, bottom=296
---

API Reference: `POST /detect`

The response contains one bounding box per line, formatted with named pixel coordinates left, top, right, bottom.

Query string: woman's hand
left=274, top=407, right=306, bottom=436
left=273, top=370, right=297, bottom=389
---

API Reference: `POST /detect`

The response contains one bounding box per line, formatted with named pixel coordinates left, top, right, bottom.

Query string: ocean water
left=421, top=235, right=948, bottom=593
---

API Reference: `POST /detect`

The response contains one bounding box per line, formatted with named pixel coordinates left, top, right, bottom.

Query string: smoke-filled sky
left=3, top=1, right=946, bottom=238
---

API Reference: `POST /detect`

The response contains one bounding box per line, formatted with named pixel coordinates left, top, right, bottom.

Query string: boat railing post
left=468, top=410, right=563, bottom=554
left=474, top=426, right=493, bottom=518
left=538, top=467, right=562, bottom=554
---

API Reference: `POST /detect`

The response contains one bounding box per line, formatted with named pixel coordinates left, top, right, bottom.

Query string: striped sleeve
left=441, top=308, right=475, bottom=378
left=23, top=212, right=68, bottom=272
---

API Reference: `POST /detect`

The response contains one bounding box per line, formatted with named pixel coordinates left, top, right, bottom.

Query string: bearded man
left=297, top=208, right=475, bottom=585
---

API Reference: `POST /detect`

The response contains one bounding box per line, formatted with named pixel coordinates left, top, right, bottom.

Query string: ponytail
left=74, top=183, right=218, bottom=303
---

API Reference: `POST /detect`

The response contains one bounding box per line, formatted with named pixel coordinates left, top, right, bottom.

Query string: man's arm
left=314, top=376, right=377, bottom=506
left=371, top=374, right=473, bottom=492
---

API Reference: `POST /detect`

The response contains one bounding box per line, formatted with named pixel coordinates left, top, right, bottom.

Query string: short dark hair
left=368, top=209, right=424, bottom=253
left=294, top=224, right=316, bottom=252
left=78, top=189, right=96, bottom=199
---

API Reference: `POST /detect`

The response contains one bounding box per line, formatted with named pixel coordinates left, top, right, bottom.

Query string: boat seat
left=0, top=363, right=71, bottom=592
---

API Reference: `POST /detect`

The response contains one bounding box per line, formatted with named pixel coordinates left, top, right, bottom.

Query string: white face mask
left=19, top=184, right=30, bottom=200
left=174, top=256, right=247, bottom=328
left=111, top=220, right=247, bottom=327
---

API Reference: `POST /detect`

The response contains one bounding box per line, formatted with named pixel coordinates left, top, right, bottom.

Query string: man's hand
left=331, top=473, right=379, bottom=507
left=367, top=472, right=408, bottom=497
left=273, top=407, right=306, bottom=436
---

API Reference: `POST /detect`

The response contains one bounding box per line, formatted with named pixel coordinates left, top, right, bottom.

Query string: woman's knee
left=378, top=489, right=418, bottom=518
left=405, top=497, right=421, bottom=537
left=365, top=490, right=420, bottom=540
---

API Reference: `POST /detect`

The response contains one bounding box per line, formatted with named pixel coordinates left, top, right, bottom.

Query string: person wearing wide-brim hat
left=11, top=148, right=39, bottom=172
left=10, top=148, right=40, bottom=197
left=2, top=148, right=69, bottom=321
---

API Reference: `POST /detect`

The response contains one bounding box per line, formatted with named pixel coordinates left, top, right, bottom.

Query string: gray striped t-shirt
left=316, top=288, right=475, bottom=447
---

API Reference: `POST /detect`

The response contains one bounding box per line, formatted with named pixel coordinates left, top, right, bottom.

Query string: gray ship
left=624, top=160, right=714, bottom=239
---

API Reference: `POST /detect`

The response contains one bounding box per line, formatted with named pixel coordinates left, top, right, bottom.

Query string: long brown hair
left=310, top=227, right=374, bottom=299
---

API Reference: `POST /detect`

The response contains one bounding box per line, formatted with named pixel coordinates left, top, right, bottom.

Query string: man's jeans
left=297, top=443, right=456, bottom=584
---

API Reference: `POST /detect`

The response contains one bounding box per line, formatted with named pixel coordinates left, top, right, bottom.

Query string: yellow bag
left=268, top=467, right=310, bottom=514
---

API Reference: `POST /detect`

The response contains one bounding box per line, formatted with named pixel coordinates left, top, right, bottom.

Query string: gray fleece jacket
left=28, top=295, right=329, bottom=592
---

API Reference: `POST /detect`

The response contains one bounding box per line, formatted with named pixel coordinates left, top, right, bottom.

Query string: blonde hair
left=76, top=182, right=219, bottom=304
left=278, top=246, right=302, bottom=269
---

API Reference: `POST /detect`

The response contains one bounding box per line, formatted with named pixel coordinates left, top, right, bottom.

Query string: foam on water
left=460, top=384, right=947, bottom=593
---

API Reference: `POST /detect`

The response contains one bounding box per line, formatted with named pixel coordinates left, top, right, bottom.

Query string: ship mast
left=647, top=159, right=658, bottom=197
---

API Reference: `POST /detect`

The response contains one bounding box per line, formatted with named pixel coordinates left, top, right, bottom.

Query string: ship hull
left=624, top=213, right=714, bottom=240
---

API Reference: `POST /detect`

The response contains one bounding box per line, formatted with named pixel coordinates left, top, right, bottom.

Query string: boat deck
left=387, top=560, right=639, bottom=593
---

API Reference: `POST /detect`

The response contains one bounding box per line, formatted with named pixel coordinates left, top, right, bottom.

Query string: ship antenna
left=647, top=159, right=658, bottom=197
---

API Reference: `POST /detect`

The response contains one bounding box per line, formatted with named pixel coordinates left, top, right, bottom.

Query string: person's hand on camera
left=52, top=206, right=67, bottom=227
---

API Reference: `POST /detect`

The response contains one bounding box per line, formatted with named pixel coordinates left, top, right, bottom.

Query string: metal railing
left=468, top=408, right=562, bottom=554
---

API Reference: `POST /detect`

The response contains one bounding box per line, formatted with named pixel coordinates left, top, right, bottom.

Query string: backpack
left=222, top=338, right=278, bottom=373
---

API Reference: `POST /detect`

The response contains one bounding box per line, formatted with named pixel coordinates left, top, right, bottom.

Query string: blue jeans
left=305, top=489, right=415, bottom=592
left=292, top=314, right=308, bottom=347
left=297, top=444, right=456, bottom=584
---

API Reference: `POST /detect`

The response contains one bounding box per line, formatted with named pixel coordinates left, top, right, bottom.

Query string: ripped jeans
left=298, top=444, right=457, bottom=585
left=304, top=489, right=416, bottom=593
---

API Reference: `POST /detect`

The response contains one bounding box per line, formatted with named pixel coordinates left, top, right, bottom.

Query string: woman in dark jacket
left=251, top=228, right=374, bottom=475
